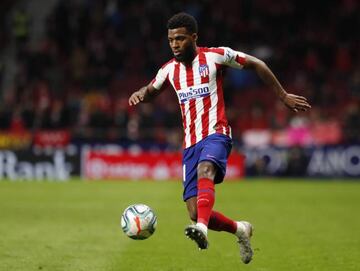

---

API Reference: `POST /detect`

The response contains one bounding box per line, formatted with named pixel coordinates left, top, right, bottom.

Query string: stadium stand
left=0, top=0, right=359, bottom=149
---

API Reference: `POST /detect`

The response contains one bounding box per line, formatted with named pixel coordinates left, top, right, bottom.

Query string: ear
left=192, top=33, right=198, bottom=42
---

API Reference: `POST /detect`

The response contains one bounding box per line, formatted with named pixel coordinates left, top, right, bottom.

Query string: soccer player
left=128, top=12, right=311, bottom=263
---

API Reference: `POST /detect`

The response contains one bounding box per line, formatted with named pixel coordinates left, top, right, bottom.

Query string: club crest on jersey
left=199, top=64, right=209, bottom=77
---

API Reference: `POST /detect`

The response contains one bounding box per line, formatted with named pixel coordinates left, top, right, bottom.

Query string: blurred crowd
left=0, top=0, right=359, bottom=148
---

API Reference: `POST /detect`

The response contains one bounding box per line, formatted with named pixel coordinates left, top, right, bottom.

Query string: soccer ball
left=121, top=204, right=157, bottom=240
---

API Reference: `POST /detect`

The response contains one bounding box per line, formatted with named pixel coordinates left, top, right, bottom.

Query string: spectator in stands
left=343, top=103, right=360, bottom=143
left=0, top=0, right=358, bottom=148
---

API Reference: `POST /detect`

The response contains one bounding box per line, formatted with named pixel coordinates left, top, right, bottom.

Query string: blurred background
left=0, top=0, right=359, bottom=180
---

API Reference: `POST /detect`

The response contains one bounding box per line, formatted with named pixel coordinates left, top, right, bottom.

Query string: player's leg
left=186, top=197, right=253, bottom=264
left=195, top=160, right=217, bottom=231
left=185, top=196, right=197, bottom=222
left=185, top=192, right=240, bottom=244
left=184, top=134, right=253, bottom=262
left=189, top=133, right=232, bottom=238
left=185, top=192, right=253, bottom=263
left=202, top=160, right=253, bottom=263
left=184, top=160, right=216, bottom=249
left=186, top=198, right=243, bottom=236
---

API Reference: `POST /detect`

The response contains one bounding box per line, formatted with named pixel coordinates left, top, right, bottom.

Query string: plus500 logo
left=178, top=85, right=210, bottom=103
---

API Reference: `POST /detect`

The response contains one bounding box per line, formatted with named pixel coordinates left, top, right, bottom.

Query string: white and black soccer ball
left=121, top=204, right=157, bottom=240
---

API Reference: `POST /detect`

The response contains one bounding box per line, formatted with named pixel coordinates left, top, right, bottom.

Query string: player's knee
left=197, top=161, right=216, bottom=179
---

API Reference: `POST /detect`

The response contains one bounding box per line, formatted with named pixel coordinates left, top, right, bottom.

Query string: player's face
left=168, top=27, right=197, bottom=63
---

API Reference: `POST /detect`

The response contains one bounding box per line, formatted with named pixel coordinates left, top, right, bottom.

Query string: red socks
left=208, top=211, right=237, bottom=233
left=197, top=178, right=215, bottom=225
left=197, top=177, right=237, bottom=234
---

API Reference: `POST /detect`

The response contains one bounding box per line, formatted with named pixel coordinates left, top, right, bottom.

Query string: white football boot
left=235, top=221, right=253, bottom=264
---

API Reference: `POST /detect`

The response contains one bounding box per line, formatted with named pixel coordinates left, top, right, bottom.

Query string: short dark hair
left=167, top=12, right=198, bottom=34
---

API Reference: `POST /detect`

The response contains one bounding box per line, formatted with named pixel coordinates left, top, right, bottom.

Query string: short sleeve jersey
left=151, top=47, right=246, bottom=148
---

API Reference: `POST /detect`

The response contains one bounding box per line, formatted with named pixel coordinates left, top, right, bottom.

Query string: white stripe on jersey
left=194, top=96, right=204, bottom=143
left=208, top=61, right=219, bottom=136
left=179, top=62, right=187, bottom=89
left=183, top=101, right=191, bottom=147
left=192, top=60, right=203, bottom=144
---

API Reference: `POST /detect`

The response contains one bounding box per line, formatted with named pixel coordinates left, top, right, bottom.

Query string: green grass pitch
left=0, top=179, right=359, bottom=271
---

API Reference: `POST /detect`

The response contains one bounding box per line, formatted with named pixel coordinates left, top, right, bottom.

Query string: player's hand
left=282, top=93, right=311, bottom=112
left=129, top=87, right=146, bottom=106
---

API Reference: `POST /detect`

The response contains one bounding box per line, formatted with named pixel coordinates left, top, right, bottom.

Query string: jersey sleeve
left=151, top=67, right=169, bottom=90
left=219, top=47, right=247, bottom=69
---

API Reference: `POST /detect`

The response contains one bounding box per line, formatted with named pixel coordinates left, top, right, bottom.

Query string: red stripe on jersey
left=235, top=54, right=246, bottom=65
left=199, top=50, right=211, bottom=138
left=215, top=64, right=228, bottom=134
left=173, top=63, right=181, bottom=90
left=180, top=102, right=187, bottom=147
left=198, top=51, right=209, bottom=84
left=201, top=96, right=211, bottom=138
left=189, top=99, right=197, bottom=145
left=225, top=123, right=230, bottom=136
left=186, top=62, right=196, bottom=145
left=185, top=64, right=194, bottom=87
left=202, top=47, right=225, bottom=55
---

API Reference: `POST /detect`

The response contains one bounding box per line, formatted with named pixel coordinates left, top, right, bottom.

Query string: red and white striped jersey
left=151, top=47, right=246, bottom=148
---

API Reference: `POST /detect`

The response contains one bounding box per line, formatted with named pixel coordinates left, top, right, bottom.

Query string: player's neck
left=181, top=46, right=198, bottom=65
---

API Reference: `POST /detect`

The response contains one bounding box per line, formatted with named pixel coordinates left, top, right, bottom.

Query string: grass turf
left=0, top=179, right=359, bottom=271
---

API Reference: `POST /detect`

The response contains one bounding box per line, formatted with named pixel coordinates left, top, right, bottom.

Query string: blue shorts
left=182, top=133, right=232, bottom=201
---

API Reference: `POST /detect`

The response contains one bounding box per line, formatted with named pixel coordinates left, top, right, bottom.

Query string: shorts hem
left=198, top=158, right=225, bottom=184
left=183, top=193, right=197, bottom=202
